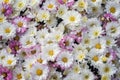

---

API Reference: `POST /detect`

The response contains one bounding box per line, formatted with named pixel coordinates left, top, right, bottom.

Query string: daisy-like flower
left=56, top=51, right=73, bottom=69
left=90, top=38, right=106, bottom=53
left=13, top=67, right=25, bottom=80
left=106, top=22, right=120, bottom=38
left=0, top=14, right=6, bottom=24
left=23, top=57, right=36, bottom=71
left=0, top=65, right=13, bottom=80
left=20, top=35, right=36, bottom=48
left=36, top=28, right=49, bottom=45
left=105, top=1, right=120, bottom=17
left=35, top=53, right=47, bottom=65
left=86, top=18, right=101, bottom=28
left=48, top=69, right=62, bottom=80
left=104, top=36, right=116, bottom=47
left=2, top=54, right=17, bottom=67
left=87, top=4, right=103, bottom=17
left=73, top=0, right=88, bottom=12
left=30, top=63, right=49, bottom=80
left=43, top=0, right=57, bottom=11
left=46, top=15, right=57, bottom=27
left=13, top=17, right=28, bottom=33
left=36, top=10, right=50, bottom=22
left=56, top=5, right=68, bottom=18
left=80, top=69, right=94, bottom=80
left=13, top=0, right=27, bottom=11
left=41, top=44, right=60, bottom=61
left=99, top=63, right=117, bottom=75
left=70, top=63, right=81, bottom=74
left=88, top=26, right=103, bottom=39
left=0, top=22, right=16, bottom=39
left=62, top=10, right=81, bottom=26
left=75, top=50, right=88, bottom=62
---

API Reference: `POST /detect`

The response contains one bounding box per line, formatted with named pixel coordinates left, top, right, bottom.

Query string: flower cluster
left=0, top=0, right=120, bottom=80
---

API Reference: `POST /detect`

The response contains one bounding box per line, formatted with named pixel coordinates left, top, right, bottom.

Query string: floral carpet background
left=0, top=0, right=120, bottom=80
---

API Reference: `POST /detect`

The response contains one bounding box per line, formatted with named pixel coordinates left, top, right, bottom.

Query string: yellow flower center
left=91, top=0, right=96, bottom=2
left=18, top=2, right=24, bottom=8
left=26, top=40, right=32, bottom=45
left=111, top=27, right=116, bottom=33
left=95, top=43, right=101, bottom=49
left=48, top=4, right=54, bottom=9
left=42, top=14, right=48, bottom=19
left=92, top=55, right=99, bottom=62
left=17, top=73, right=22, bottom=79
left=63, top=0, right=67, bottom=3
left=84, top=39, right=90, bottom=44
left=17, top=22, right=23, bottom=27
left=101, top=75, right=108, bottom=80
left=102, top=56, right=107, bottom=62
left=5, top=28, right=11, bottom=33
left=78, top=1, right=85, bottom=8
left=110, top=7, right=116, bottom=13
left=104, top=67, right=110, bottom=73
left=106, top=40, right=111, bottom=46
left=62, top=57, right=68, bottom=63
left=48, top=50, right=54, bottom=56
left=7, top=59, right=13, bottom=65
left=92, top=7, right=98, bottom=12
left=73, top=66, right=80, bottom=73
left=36, top=69, right=43, bottom=76
left=0, top=17, right=4, bottom=23
left=58, top=9, right=64, bottom=15
left=69, top=16, right=76, bottom=22
left=84, top=75, right=89, bottom=79
left=94, top=31, right=99, bottom=36
left=37, top=58, right=43, bottom=63
left=78, top=53, right=85, bottom=61
left=4, top=0, right=9, bottom=4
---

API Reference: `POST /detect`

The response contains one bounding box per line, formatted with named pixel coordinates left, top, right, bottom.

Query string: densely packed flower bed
left=0, top=0, right=120, bottom=80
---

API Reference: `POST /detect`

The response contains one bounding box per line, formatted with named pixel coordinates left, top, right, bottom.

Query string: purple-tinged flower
left=0, top=65, right=13, bottom=80
left=57, top=0, right=74, bottom=7
left=59, top=35, right=74, bottom=51
left=8, top=40, right=21, bottom=55
left=0, top=3, right=13, bottom=16
left=12, top=17, right=28, bottom=34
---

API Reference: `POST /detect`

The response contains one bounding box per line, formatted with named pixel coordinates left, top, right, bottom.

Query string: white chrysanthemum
left=43, top=0, right=56, bottom=11
left=20, top=35, right=36, bottom=48
left=56, top=5, right=68, bottom=18
left=0, top=22, right=16, bottom=39
left=48, top=69, right=62, bottom=80
left=13, top=0, right=27, bottom=11
left=23, top=57, right=36, bottom=71
left=87, top=4, right=103, bottom=17
left=75, top=50, right=88, bottom=62
left=74, top=44, right=87, bottom=53
left=36, top=28, right=49, bottom=45
left=36, top=10, right=50, bottom=22
left=73, top=0, right=88, bottom=11
left=81, top=35, right=93, bottom=48
left=56, top=51, right=73, bottom=69
left=99, top=63, right=117, bottom=75
left=87, top=18, right=101, bottom=27
left=88, top=26, right=103, bottom=39
left=0, top=49, right=8, bottom=64
left=70, top=63, right=81, bottom=74
left=46, top=15, right=57, bottom=27
left=0, top=14, right=6, bottom=24
left=91, top=38, right=106, bottom=53
left=41, top=44, right=60, bottom=61
left=35, top=53, right=47, bottom=65
left=105, top=1, right=120, bottom=17
left=62, top=10, right=81, bottom=26
left=104, top=36, right=116, bottom=47
left=106, top=22, right=120, bottom=38
left=13, top=68, right=25, bottom=80
left=80, top=69, right=94, bottom=80
left=31, top=63, right=49, bottom=80
left=3, top=54, right=17, bottom=67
